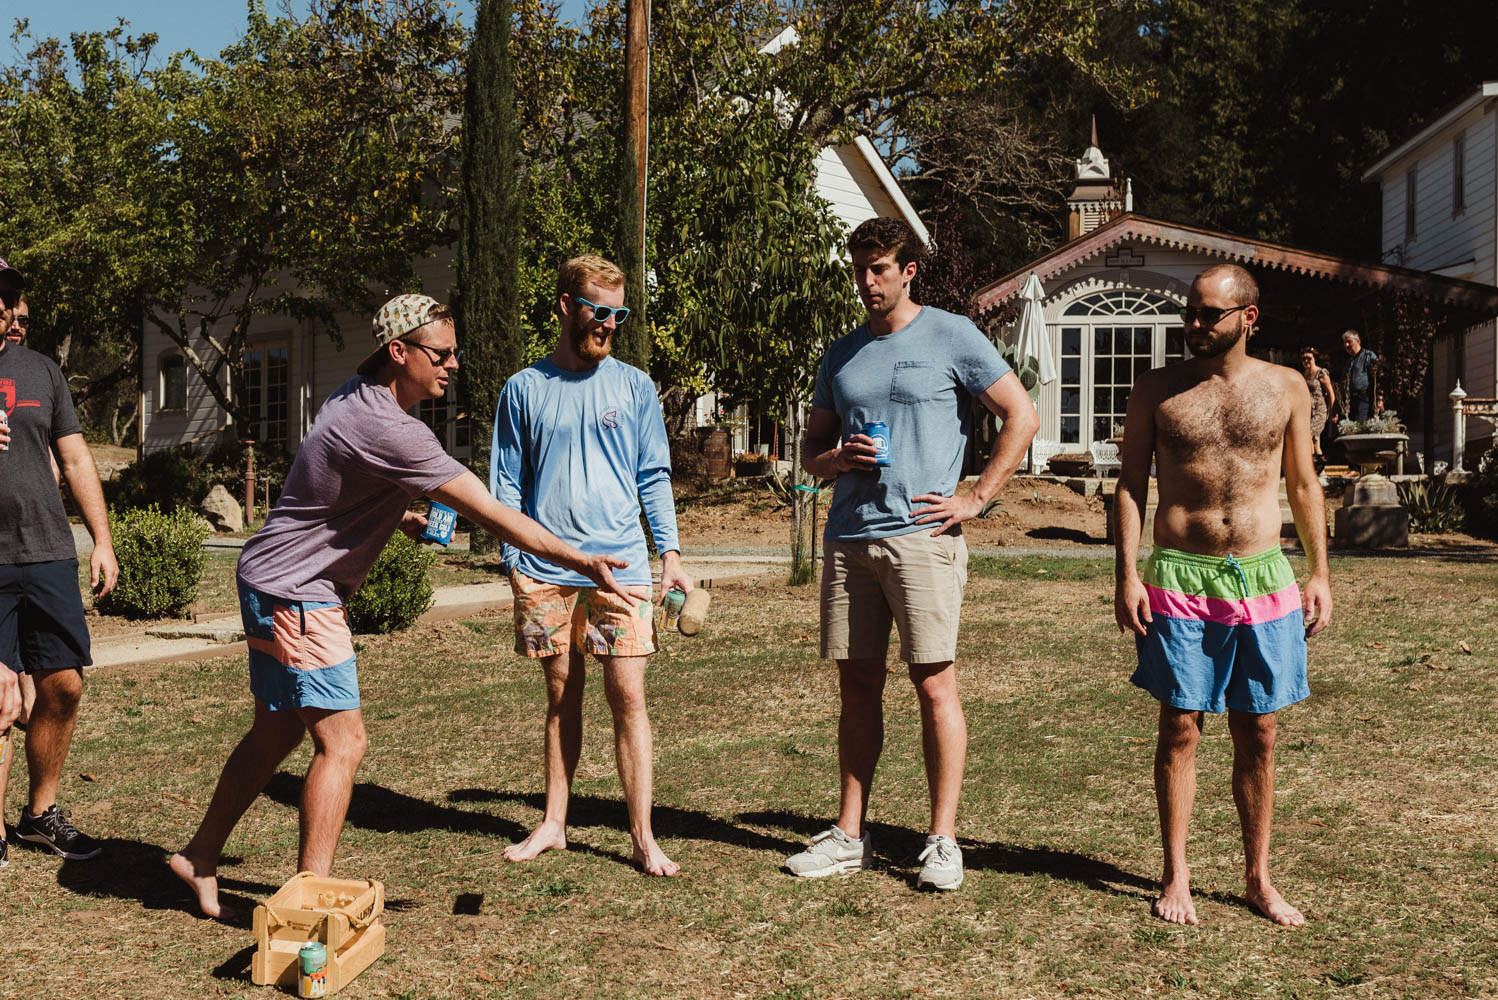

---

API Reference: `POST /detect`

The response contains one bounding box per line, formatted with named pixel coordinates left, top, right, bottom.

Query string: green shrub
left=1398, top=479, right=1464, bottom=534
left=107, top=447, right=208, bottom=513
left=347, top=532, right=435, bottom=634
left=107, top=442, right=292, bottom=515
left=97, top=505, right=209, bottom=619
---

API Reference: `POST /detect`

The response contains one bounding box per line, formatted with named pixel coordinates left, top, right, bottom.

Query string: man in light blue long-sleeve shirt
left=490, top=254, right=692, bottom=877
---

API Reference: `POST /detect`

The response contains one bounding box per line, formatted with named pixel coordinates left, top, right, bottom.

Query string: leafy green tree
left=0, top=24, right=175, bottom=443
left=456, top=0, right=525, bottom=551
left=140, top=0, right=466, bottom=431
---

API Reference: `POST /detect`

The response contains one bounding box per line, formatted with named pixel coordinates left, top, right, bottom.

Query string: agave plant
left=999, top=343, right=1042, bottom=400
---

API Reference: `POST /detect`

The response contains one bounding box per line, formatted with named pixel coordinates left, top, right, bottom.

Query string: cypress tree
left=456, top=0, right=524, bottom=553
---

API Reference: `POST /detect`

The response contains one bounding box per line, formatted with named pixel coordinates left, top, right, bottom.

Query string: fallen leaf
left=1459, top=640, right=1472, bottom=654
left=1420, top=653, right=1433, bottom=663
left=1366, top=642, right=1386, bottom=649
left=80, top=773, right=96, bottom=782
left=477, top=972, right=496, bottom=983
left=1404, top=683, right=1426, bottom=691
left=1309, top=819, right=1329, bottom=828
left=188, top=716, right=205, bottom=725
left=1427, top=662, right=1449, bottom=671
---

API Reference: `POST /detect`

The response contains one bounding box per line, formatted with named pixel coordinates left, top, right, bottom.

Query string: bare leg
left=834, top=658, right=887, bottom=839
left=909, top=661, right=964, bottom=839
left=295, top=707, right=367, bottom=876
left=504, top=651, right=584, bottom=862
left=0, top=725, right=12, bottom=847
left=1153, top=704, right=1203, bottom=925
left=24, top=667, right=83, bottom=815
left=171, top=700, right=305, bottom=919
left=601, top=654, right=677, bottom=876
left=1228, top=710, right=1304, bottom=926
left=17, top=672, right=35, bottom=727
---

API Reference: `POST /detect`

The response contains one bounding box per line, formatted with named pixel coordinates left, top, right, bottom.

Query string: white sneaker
left=916, top=834, right=963, bottom=890
left=784, top=825, right=872, bottom=877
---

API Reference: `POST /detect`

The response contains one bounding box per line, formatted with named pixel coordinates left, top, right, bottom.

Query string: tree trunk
left=787, top=396, right=814, bottom=585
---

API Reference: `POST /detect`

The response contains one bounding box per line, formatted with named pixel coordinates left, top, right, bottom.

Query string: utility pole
left=616, top=0, right=650, bottom=369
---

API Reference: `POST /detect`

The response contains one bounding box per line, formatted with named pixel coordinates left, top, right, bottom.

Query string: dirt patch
left=675, top=475, right=1108, bottom=550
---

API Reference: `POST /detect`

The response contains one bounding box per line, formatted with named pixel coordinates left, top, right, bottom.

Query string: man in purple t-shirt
left=171, top=295, right=636, bottom=920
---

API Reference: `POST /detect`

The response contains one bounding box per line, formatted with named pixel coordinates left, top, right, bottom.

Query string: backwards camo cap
left=358, top=293, right=448, bottom=377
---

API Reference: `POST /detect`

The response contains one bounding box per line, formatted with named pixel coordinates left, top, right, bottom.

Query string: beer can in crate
left=862, top=421, right=890, bottom=467
left=0, top=407, right=9, bottom=452
left=298, top=941, right=327, bottom=998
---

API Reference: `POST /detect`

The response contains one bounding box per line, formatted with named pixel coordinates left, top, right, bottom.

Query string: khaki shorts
left=511, top=571, right=655, bottom=658
left=820, top=529, right=968, bottom=663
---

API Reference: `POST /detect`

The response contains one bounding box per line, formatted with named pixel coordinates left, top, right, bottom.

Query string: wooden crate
left=251, top=872, right=386, bottom=993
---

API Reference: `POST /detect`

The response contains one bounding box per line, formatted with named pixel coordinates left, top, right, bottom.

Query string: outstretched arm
left=1283, top=372, right=1332, bottom=635
left=430, top=470, right=637, bottom=603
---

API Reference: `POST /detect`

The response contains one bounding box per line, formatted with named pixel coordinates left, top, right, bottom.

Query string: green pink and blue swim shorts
left=1131, top=546, right=1309, bottom=715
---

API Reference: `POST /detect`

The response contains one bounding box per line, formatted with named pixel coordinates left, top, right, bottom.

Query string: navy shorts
left=0, top=559, right=93, bottom=674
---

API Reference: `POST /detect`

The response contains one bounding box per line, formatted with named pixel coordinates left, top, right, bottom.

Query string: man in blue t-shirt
left=783, top=217, right=1038, bottom=891
left=491, top=254, right=692, bottom=877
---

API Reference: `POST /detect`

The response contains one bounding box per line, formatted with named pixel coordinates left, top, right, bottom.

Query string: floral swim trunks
left=510, top=571, right=655, bottom=658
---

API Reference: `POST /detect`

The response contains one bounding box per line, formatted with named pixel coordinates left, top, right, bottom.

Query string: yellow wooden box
left=251, top=872, right=386, bottom=993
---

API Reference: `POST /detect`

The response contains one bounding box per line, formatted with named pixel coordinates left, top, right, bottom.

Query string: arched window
left=1055, top=290, right=1185, bottom=445
left=159, top=353, right=187, bottom=411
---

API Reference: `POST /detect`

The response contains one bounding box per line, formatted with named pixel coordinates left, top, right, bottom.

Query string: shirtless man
left=1113, top=264, right=1331, bottom=927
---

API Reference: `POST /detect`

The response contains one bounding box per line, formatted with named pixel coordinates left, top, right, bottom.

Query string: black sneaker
left=16, top=805, right=102, bottom=860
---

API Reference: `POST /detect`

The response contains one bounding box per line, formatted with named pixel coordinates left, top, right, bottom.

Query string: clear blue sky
left=7, top=1, right=588, bottom=64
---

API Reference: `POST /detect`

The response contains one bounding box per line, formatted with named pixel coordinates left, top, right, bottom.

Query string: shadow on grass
left=51, top=840, right=271, bottom=927
left=1025, top=526, right=1107, bottom=545
left=454, top=788, right=804, bottom=859
left=737, top=808, right=1164, bottom=898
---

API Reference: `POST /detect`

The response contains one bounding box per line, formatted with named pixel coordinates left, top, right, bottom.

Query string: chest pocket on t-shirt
left=890, top=361, right=943, bottom=405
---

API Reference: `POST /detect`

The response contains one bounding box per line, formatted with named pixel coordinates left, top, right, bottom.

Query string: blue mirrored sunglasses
left=572, top=294, right=631, bottom=325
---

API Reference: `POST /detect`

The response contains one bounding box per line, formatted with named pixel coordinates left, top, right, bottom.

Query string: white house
left=976, top=130, right=1498, bottom=474
left=1361, top=81, right=1498, bottom=458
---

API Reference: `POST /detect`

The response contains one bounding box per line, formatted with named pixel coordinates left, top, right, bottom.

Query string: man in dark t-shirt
left=0, top=258, right=119, bottom=867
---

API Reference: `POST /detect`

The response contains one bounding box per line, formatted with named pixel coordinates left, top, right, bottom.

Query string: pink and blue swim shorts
left=239, top=579, right=360, bottom=711
left=1130, top=546, right=1309, bottom=715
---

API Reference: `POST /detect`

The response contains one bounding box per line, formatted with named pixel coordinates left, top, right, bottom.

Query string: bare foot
left=632, top=836, right=680, bottom=877
left=169, top=851, right=236, bottom=922
left=1246, top=882, right=1305, bottom=926
left=503, top=821, right=567, bottom=862
left=1152, top=877, right=1198, bottom=925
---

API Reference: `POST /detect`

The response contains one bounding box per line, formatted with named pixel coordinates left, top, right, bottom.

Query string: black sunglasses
left=399, top=339, right=462, bottom=365
left=11, top=315, right=27, bottom=329
left=571, top=294, right=631, bottom=325
left=1180, top=304, right=1250, bottom=325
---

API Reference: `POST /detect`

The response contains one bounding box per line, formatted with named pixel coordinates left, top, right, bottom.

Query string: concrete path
left=89, top=555, right=788, bottom=669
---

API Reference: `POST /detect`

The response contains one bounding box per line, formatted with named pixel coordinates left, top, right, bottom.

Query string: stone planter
left=735, top=460, right=774, bottom=478
left=1334, top=432, right=1408, bottom=476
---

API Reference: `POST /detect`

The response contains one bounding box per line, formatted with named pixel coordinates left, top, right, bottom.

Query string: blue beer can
left=863, top=421, right=891, bottom=467
left=421, top=501, right=458, bottom=546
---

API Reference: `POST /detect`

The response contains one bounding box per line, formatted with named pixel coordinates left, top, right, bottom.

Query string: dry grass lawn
left=4, top=554, right=1497, bottom=999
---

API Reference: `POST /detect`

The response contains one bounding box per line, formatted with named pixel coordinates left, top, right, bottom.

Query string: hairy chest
left=1155, top=381, right=1287, bottom=459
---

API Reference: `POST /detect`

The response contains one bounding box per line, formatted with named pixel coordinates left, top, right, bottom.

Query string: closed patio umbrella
left=1013, top=272, right=1056, bottom=471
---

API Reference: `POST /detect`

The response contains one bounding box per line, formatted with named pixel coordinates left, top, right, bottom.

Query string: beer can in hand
left=662, top=587, right=686, bottom=630
left=862, top=421, right=890, bottom=467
